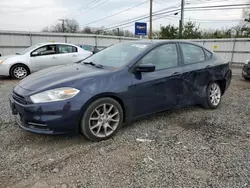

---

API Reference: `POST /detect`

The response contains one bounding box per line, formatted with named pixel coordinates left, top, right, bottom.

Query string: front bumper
left=242, top=64, right=250, bottom=78
left=9, top=95, right=83, bottom=135
left=0, top=63, right=11, bottom=76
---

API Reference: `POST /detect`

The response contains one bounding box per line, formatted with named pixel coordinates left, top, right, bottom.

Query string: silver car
left=0, top=42, right=93, bottom=79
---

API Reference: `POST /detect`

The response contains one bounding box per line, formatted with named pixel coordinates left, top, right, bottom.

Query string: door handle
left=206, top=65, right=211, bottom=68
left=52, top=56, right=57, bottom=59
left=72, top=54, right=77, bottom=57
left=172, top=72, right=181, bottom=76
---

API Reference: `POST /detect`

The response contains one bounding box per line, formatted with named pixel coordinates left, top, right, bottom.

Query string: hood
left=0, top=55, right=18, bottom=60
left=18, top=64, right=110, bottom=91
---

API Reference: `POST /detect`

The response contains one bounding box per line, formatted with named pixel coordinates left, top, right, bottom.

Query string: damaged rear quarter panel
left=181, top=59, right=231, bottom=106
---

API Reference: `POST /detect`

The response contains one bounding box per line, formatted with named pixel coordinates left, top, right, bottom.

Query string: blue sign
left=135, top=22, right=147, bottom=36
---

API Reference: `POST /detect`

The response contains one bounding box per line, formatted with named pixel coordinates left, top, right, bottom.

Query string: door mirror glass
left=136, top=64, right=155, bottom=72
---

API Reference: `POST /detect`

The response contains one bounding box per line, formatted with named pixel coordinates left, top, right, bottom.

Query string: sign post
left=135, top=22, right=147, bottom=36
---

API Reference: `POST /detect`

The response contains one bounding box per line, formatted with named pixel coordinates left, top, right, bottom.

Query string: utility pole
left=179, top=0, right=185, bottom=38
left=117, top=28, right=120, bottom=36
left=59, top=19, right=66, bottom=33
left=149, top=0, right=153, bottom=39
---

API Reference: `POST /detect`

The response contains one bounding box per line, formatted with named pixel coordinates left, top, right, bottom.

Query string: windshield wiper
left=82, top=62, right=103, bottom=69
left=15, top=53, right=20, bottom=55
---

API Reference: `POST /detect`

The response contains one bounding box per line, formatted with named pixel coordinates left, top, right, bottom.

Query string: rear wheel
left=202, top=82, right=222, bottom=109
left=80, top=98, right=123, bottom=142
left=10, top=64, right=29, bottom=79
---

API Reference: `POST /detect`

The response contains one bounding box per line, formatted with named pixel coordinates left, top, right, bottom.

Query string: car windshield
left=82, top=42, right=150, bottom=68
left=18, top=44, right=42, bottom=55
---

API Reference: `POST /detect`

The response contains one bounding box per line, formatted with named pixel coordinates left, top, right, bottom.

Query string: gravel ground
left=0, top=70, right=250, bottom=188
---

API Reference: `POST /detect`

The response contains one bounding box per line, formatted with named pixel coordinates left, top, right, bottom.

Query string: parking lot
left=0, top=67, right=250, bottom=188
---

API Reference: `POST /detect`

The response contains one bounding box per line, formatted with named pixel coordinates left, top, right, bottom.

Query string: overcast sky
left=0, top=0, right=248, bottom=32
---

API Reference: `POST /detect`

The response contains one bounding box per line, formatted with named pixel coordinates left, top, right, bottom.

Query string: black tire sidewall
left=80, top=97, right=124, bottom=142
left=10, top=65, right=28, bottom=79
left=205, top=82, right=222, bottom=109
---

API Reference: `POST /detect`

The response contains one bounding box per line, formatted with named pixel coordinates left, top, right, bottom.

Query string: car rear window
left=58, top=45, right=77, bottom=53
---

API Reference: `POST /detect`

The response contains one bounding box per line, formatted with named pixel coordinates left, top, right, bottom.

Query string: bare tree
left=82, top=27, right=93, bottom=34
left=65, top=19, right=80, bottom=33
left=42, top=19, right=80, bottom=33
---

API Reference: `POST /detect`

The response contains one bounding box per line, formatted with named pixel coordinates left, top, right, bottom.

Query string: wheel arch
left=9, top=63, right=31, bottom=76
left=78, top=92, right=126, bottom=132
left=215, top=79, right=226, bottom=95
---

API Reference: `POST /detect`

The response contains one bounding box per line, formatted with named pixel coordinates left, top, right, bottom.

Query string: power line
left=82, top=1, right=149, bottom=27
left=48, top=0, right=102, bottom=27
left=103, top=9, right=181, bottom=30
left=71, top=0, right=110, bottom=18
left=163, top=15, right=242, bottom=22
left=102, top=3, right=250, bottom=30
left=65, top=0, right=102, bottom=18
left=102, top=4, right=181, bottom=30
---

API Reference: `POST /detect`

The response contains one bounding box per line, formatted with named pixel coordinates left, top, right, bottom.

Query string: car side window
left=180, top=43, right=205, bottom=64
left=58, top=45, right=78, bottom=54
left=140, top=43, right=178, bottom=71
left=32, top=45, right=56, bottom=56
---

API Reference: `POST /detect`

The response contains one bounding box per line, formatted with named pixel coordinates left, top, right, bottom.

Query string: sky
left=0, top=0, right=248, bottom=32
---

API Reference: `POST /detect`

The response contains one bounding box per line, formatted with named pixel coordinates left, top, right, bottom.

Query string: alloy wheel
left=209, top=83, right=221, bottom=106
left=89, top=103, right=120, bottom=138
left=13, top=67, right=27, bottom=79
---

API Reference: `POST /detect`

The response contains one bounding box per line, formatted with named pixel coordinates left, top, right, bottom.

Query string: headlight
left=245, top=60, right=250, bottom=64
left=0, top=59, right=6, bottom=64
left=30, top=87, right=80, bottom=103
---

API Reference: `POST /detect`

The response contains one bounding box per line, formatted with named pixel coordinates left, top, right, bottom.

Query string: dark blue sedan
left=10, top=41, right=232, bottom=141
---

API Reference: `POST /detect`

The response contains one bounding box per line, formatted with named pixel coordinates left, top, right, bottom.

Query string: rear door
left=130, top=43, right=183, bottom=118
left=56, top=44, right=79, bottom=65
left=179, top=42, right=214, bottom=105
left=30, top=44, right=61, bottom=71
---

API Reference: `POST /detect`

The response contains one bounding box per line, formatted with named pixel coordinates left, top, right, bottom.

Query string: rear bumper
left=225, top=69, right=232, bottom=92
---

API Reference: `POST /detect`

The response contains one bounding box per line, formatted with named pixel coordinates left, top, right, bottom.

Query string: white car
left=0, top=42, right=93, bottom=79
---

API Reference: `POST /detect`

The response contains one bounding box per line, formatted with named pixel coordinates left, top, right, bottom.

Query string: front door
left=130, top=43, right=183, bottom=118
left=30, top=44, right=61, bottom=71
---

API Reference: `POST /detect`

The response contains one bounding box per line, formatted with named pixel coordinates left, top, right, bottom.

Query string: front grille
left=12, top=92, right=27, bottom=105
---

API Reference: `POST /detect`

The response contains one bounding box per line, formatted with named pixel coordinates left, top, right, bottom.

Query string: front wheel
left=10, top=65, right=29, bottom=79
left=80, top=98, right=124, bottom=142
left=202, top=82, right=222, bottom=109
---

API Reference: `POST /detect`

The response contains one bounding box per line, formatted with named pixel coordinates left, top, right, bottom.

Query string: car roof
left=127, top=39, right=201, bottom=45
left=127, top=40, right=212, bottom=52
left=36, top=42, right=79, bottom=47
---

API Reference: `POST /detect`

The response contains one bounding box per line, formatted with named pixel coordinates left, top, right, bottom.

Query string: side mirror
left=31, top=51, right=38, bottom=56
left=136, top=64, right=155, bottom=72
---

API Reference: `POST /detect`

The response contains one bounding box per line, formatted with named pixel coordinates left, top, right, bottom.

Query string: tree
left=65, top=19, right=80, bottom=33
left=182, top=21, right=202, bottom=39
left=82, top=27, right=93, bottom=34
left=159, top=24, right=178, bottom=39
left=42, top=19, right=80, bottom=33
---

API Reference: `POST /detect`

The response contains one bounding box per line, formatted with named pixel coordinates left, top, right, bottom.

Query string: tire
left=10, top=64, right=29, bottom=79
left=80, top=97, right=124, bottom=142
left=202, top=82, right=222, bottom=109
